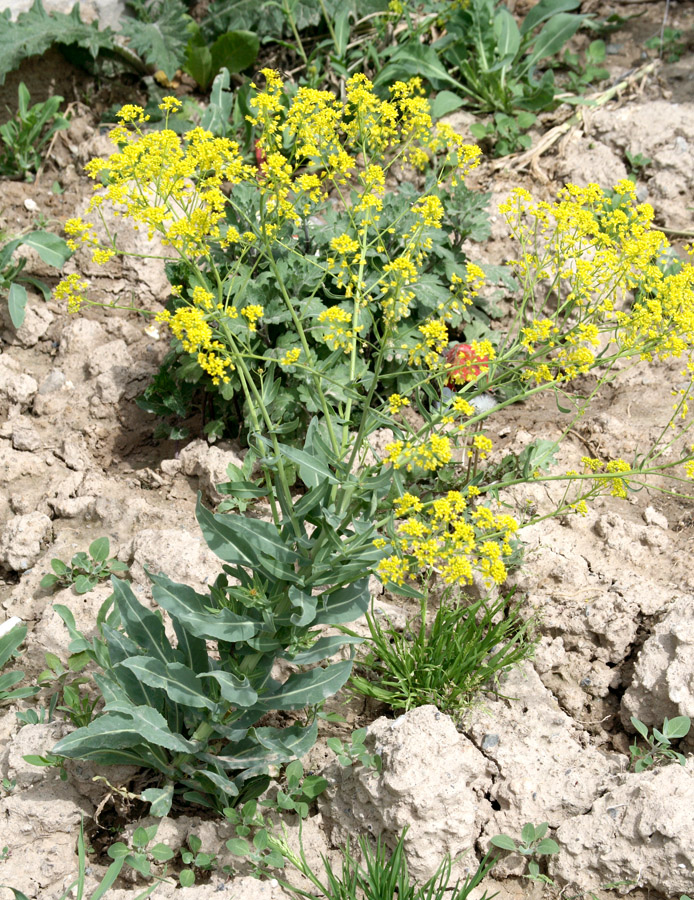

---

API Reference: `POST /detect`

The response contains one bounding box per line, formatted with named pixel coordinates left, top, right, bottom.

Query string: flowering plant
left=52, top=72, right=694, bottom=792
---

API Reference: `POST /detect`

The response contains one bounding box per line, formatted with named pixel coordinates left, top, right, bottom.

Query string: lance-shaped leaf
left=149, top=571, right=257, bottom=642
left=102, top=703, right=196, bottom=754
left=196, top=494, right=302, bottom=567
left=313, top=578, right=371, bottom=625
left=255, top=660, right=352, bottom=711
left=120, top=657, right=217, bottom=710
left=53, top=714, right=150, bottom=756
left=276, top=443, right=340, bottom=488
left=111, top=577, right=178, bottom=664
left=283, top=634, right=362, bottom=665
left=198, top=670, right=258, bottom=707
left=213, top=720, right=318, bottom=772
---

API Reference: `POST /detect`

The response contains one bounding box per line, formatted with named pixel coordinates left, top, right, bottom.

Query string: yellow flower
left=241, top=304, right=264, bottom=333
left=280, top=348, right=301, bottom=367
left=54, top=273, right=88, bottom=314
left=388, top=394, right=410, bottom=415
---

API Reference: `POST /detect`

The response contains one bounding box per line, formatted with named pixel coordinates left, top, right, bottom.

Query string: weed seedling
left=490, top=822, right=559, bottom=883
left=0, top=82, right=69, bottom=180
left=630, top=715, right=691, bottom=772
left=40, top=536, right=128, bottom=594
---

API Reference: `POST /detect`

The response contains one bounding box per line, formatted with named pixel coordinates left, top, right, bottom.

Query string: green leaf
left=255, top=660, right=352, bottom=711
left=210, top=30, right=259, bottom=75
left=663, top=716, right=691, bottom=740
left=0, top=887, right=31, bottom=900
left=630, top=716, right=649, bottom=740
left=196, top=494, right=301, bottom=568
left=0, top=0, right=116, bottom=86
left=520, top=0, right=581, bottom=35
left=184, top=26, right=212, bottom=90
left=490, top=834, right=517, bottom=851
left=522, top=13, right=584, bottom=72
left=226, top=837, right=250, bottom=856
left=0, top=624, right=26, bottom=669
left=374, top=41, right=464, bottom=91
left=521, top=823, right=537, bottom=844
left=149, top=571, right=257, bottom=642
left=142, top=783, right=174, bottom=817
left=89, top=536, right=110, bottom=563
left=21, top=231, right=71, bottom=268
left=7, top=283, right=28, bottom=329
left=201, top=67, right=234, bottom=133
left=112, top=577, right=177, bottom=664
left=494, top=8, right=521, bottom=62
left=149, top=842, right=175, bottom=862
left=535, top=838, right=559, bottom=855
left=179, top=869, right=195, bottom=887
left=285, top=634, right=362, bottom=665
left=276, top=443, right=340, bottom=489
left=73, top=574, right=98, bottom=594
left=313, top=578, right=371, bottom=625
left=430, top=90, right=465, bottom=119
left=198, top=670, right=258, bottom=706
left=120, top=0, right=193, bottom=81
left=52, top=714, right=147, bottom=757
left=120, top=657, right=217, bottom=710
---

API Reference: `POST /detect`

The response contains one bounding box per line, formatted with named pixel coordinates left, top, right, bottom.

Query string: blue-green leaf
left=313, top=578, right=371, bottom=625
left=8, top=283, right=28, bottom=329
left=255, top=660, right=352, bottom=711
left=111, top=577, right=177, bottom=664
left=120, top=657, right=217, bottom=710
left=149, top=572, right=257, bottom=642
left=102, top=703, right=195, bottom=753
left=284, top=634, right=362, bottom=665
left=142, top=783, right=174, bottom=817
left=198, top=670, right=258, bottom=706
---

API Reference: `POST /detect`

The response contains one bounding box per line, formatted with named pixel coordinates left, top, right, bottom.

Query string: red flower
left=254, top=140, right=266, bottom=172
left=445, top=343, right=490, bottom=388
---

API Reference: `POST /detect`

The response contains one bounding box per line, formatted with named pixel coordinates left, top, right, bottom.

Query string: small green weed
left=558, top=39, right=609, bottom=92
left=470, top=111, right=537, bottom=157
left=179, top=833, right=217, bottom=887
left=625, top=150, right=651, bottom=183
left=0, top=83, right=69, bottom=180
left=326, top=727, right=382, bottom=773
left=37, top=650, right=98, bottom=727
left=490, top=822, right=559, bottom=883
left=347, top=593, right=536, bottom=717
left=630, top=715, right=691, bottom=772
left=40, top=536, right=128, bottom=594
left=645, top=26, right=686, bottom=63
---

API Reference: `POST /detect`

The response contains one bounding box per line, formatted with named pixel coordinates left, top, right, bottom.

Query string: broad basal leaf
left=0, top=0, right=115, bottom=85
left=120, top=657, right=217, bottom=710
left=255, top=659, right=352, bottom=711
left=120, top=0, right=193, bottom=80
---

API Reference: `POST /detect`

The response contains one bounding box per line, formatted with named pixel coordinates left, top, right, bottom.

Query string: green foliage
left=179, top=833, right=217, bottom=886
left=0, top=623, right=38, bottom=705
left=470, top=111, right=537, bottom=157
left=625, top=150, right=651, bottom=183
left=122, top=0, right=193, bottom=81
left=438, top=0, right=586, bottom=113
left=347, top=593, right=536, bottom=717
left=185, top=26, right=259, bottom=91
left=0, top=229, right=72, bottom=328
left=0, top=83, right=70, bottom=180
left=0, top=0, right=116, bottom=86
left=49, top=490, right=373, bottom=813
left=229, top=823, right=498, bottom=900
left=490, top=822, right=559, bottom=883
left=557, top=39, right=609, bottom=93
left=40, top=537, right=129, bottom=594
left=37, top=649, right=97, bottom=727
left=326, top=727, right=382, bottom=772
left=645, top=27, right=686, bottom=63
left=630, top=715, right=691, bottom=772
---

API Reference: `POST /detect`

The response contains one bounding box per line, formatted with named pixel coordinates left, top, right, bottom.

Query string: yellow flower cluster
left=502, top=180, right=694, bottom=385
left=280, top=348, right=301, bottom=367
left=317, top=306, right=362, bottom=353
left=156, top=307, right=233, bottom=385
left=54, top=273, right=88, bottom=314
left=64, top=217, right=115, bottom=264
left=388, top=394, right=410, bottom=415
left=377, top=490, right=518, bottom=587
left=581, top=456, right=632, bottom=498
left=384, top=434, right=453, bottom=471
left=241, top=305, right=264, bottom=333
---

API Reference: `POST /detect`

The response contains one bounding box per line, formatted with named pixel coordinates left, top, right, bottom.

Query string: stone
left=621, top=595, right=694, bottom=726
left=320, top=705, right=494, bottom=882
left=178, top=439, right=246, bottom=503
left=0, top=354, right=38, bottom=406
left=552, top=766, right=694, bottom=896
left=0, top=511, right=53, bottom=572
